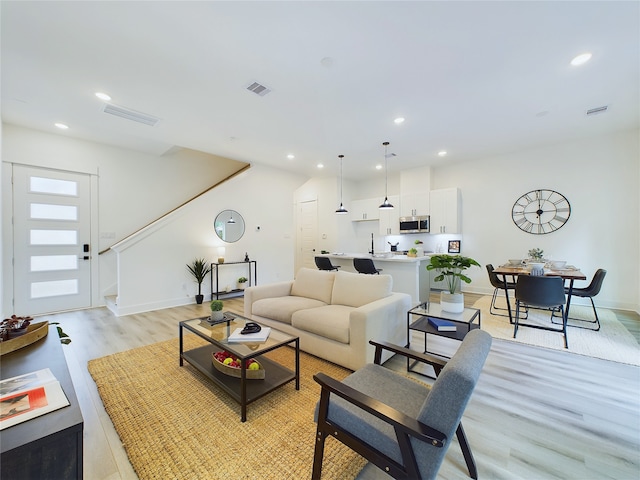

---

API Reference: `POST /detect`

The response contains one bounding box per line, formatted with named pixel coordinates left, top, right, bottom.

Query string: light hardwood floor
left=39, top=295, right=639, bottom=480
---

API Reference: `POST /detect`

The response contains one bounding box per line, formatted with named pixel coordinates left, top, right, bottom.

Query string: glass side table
left=406, top=302, right=481, bottom=376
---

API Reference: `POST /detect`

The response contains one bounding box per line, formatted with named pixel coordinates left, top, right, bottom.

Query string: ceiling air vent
left=586, top=105, right=608, bottom=116
left=103, top=104, right=160, bottom=126
left=246, top=81, right=272, bottom=97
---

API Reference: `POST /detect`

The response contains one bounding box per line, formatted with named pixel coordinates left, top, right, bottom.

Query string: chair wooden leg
left=312, top=429, right=326, bottom=480
left=456, top=423, right=478, bottom=480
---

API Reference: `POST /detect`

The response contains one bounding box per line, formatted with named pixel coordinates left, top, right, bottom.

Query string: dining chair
left=552, top=269, right=606, bottom=331
left=314, top=256, right=340, bottom=271
left=312, top=331, right=492, bottom=480
left=485, top=264, right=527, bottom=320
left=353, top=258, right=382, bottom=274
left=514, top=275, right=568, bottom=348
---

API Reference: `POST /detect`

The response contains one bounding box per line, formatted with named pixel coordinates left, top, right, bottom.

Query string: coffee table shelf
left=179, top=314, right=299, bottom=422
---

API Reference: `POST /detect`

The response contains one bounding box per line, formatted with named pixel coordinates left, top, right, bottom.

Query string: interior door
left=297, top=200, right=318, bottom=271
left=12, top=165, right=92, bottom=315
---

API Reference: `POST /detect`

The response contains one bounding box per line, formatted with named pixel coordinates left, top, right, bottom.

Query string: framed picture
left=448, top=240, right=460, bottom=254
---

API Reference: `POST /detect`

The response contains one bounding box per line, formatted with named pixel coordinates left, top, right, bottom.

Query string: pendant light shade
left=336, top=154, right=348, bottom=214
left=379, top=141, right=394, bottom=210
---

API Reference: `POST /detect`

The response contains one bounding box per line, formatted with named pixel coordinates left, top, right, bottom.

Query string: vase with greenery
left=407, top=247, right=418, bottom=258
left=426, top=254, right=480, bottom=313
left=187, top=258, right=211, bottom=304
left=210, top=299, right=224, bottom=321
left=528, top=248, right=544, bottom=262
left=237, top=276, right=248, bottom=290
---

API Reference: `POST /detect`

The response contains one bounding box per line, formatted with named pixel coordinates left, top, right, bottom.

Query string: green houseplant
left=187, top=258, right=211, bottom=304
left=426, top=254, right=480, bottom=313
left=210, top=299, right=224, bottom=321
left=407, top=248, right=418, bottom=258
left=237, top=276, right=248, bottom=290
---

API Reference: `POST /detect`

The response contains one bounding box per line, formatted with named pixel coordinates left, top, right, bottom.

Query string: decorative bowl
left=508, top=259, right=523, bottom=266
left=549, top=260, right=567, bottom=269
left=526, top=262, right=546, bottom=272
left=212, top=351, right=265, bottom=380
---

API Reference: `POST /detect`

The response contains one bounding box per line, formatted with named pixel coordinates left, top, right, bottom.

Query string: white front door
left=12, top=165, right=93, bottom=315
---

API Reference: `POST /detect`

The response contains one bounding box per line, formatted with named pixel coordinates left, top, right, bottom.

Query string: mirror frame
left=214, top=209, right=245, bottom=243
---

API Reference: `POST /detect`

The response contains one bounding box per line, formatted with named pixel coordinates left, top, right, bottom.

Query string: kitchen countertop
left=321, top=252, right=433, bottom=263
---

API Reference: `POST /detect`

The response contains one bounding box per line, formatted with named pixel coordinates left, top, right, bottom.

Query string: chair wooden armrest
left=313, top=372, right=446, bottom=447
left=369, top=340, right=447, bottom=374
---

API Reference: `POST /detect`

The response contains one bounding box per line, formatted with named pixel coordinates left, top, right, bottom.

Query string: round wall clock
left=511, top=189, right=571, bottom=235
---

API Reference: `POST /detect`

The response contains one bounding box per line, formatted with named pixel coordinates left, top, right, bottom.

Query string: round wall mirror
left=214, top=210, right=245, bottom=243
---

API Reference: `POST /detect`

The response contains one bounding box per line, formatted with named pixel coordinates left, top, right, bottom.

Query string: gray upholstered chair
left=312, top=329, right=492, bottom=480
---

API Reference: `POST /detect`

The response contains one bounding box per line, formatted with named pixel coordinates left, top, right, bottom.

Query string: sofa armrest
left=243, top=281, right=293, bottom=316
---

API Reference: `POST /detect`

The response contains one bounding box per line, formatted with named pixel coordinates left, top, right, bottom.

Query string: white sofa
left=243, top=267, right=411, bottom=371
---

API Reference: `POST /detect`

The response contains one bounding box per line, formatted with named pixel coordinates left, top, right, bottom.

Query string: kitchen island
left=319, top=253, right=431, bottom=305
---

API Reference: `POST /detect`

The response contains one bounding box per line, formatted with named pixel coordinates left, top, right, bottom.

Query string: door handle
left=78, top=256, right=91, bottom=260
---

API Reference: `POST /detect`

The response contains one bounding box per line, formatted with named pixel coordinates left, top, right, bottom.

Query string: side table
left=210, top=260, right=257, bottom=300
left=407, top=302, right=481, bottom=376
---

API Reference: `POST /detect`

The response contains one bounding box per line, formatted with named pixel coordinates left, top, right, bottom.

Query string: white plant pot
left=238, top=283, right=246, bottom=290
left=440, top=291, right=464, bottom=313
left=210, top=311, right=224, bottom=321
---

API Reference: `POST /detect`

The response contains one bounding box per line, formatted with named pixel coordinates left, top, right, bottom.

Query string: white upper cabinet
left=351, top=198, right=380, bottom=221
left=379, top=195, right=400, bottom=235
left=400, top=166, right=431, bottom=217
left=429, top=188, right=460, bottom=234
left=400, top=192, right=430, bottom=217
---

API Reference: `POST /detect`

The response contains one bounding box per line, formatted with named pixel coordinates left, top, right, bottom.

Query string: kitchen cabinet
left=429, top=188, right=460, bottom=234
left=400, top=192, right=430, bottom=217
left=351, top=198, right=379, bottom=221
left=379, top=195, right=400, bottom=235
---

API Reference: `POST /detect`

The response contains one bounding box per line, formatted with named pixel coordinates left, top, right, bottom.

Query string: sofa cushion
left=252, top=296, right=327, bottom=325
left=291, top=305, right=353, bottom=344
left=290, top=268, right=335, bottom=304
left=331, top=270, right=392, bottom=308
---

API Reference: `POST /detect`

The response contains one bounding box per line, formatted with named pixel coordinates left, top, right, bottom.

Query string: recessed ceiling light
left=437, top=150, right=447, bottom=157
left=54, top=123, right=69, bottom=130
left=394, top=117, right=405, bottom=125
left=317, top=163, right=324, bottom=169
left=375, top=164, right=383, bottom=170
left=287, top=154, right=295, bottom=160
left=570, top=52, right=592, bottom=66
left=95, top=92, right=111, bottom=101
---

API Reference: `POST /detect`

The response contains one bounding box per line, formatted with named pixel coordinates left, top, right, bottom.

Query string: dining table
left=492, top=264, right=587, bottom=324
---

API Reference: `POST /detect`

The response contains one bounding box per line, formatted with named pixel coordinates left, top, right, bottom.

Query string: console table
left=210, top=260, right=257, bottom=300
left=1, top=327, right=84, bottom=479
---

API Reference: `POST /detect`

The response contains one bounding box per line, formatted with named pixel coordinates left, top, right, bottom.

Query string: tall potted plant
left=427, top=254, right=480, bottom=313
left=186, top=258, right=211, bottom=304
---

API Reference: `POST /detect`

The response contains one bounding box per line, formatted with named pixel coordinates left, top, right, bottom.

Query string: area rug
left=473, top=295, right=640, bottom=366
left=88, top=336, right=367, bottom=479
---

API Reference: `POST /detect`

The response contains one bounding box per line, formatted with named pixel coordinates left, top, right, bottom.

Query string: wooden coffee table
left=179, top=312, right=299, bottom=422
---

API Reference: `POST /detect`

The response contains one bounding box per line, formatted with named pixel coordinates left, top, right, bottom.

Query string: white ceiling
left=2, top=1, right=638, bottom=180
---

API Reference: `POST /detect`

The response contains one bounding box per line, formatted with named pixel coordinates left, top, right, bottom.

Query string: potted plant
left=186, top=258, right=211, bottom=304
left=526, top=248, right=546, bottom=274
left=426, top=254, right=480, bottom=313
left=237, top=276, right=248, bottom=290
left=210, top=300, right=224, bottom=321
left=407, top=247, right=418, bottom=258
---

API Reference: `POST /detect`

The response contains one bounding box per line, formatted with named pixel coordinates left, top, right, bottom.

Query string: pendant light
left=335, top=154, right=348, bottom=214
left=379, top=141, right=394, bottom=210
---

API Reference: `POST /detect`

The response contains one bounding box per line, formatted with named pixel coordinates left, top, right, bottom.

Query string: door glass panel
left=30, top=229, right=78, bottom=245
left=30, top=203, right=78, bottom=221
left=30, top=176, right=78, bottom=196
left=31, top=279, right=78, bottom=298
left=31, top=255, right=78, bottom=272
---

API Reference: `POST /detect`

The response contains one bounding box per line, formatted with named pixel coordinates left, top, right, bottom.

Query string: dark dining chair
left=514, top=275, right=568, bottom=348
left=353, top=258, right=382, bottom=274
left=314, top=256, right=340, bottom=271
left=486, top=264, right=527, bottom=320
left=312, top=331, right=492, bottom=480
left=552, top=269, right=606, bottom=331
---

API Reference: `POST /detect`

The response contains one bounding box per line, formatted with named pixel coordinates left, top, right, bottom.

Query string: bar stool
left=353, top=258, right=382, bottom=274
left=314, top=256, right=340, bottom=271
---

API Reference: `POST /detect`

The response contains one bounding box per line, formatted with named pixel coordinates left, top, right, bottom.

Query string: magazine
left=0, top=368, right=70, bottom=430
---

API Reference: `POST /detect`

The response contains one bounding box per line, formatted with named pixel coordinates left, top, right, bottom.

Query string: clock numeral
left=553, top=215, right=568, bottom=223
left=555, top=207, right=570, bottom=213
left=522, top=221, right=534, bottom=232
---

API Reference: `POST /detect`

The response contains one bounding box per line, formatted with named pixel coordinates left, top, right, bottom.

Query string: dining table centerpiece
left=427, top=254, right=480, bottom=313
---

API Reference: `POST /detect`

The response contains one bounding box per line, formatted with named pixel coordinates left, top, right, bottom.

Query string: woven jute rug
left=88, top=336, right=367, bottom=479
left=473, top=296, right=640, bottom=365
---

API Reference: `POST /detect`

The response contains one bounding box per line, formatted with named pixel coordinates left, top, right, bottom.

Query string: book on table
left=428, top=317, right=457, bottom=332
left=0, top=368, right=70, bottom=430
left=228, top=327, right=271, bottom=343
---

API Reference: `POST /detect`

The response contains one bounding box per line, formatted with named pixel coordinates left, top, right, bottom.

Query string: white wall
left=431, top=128, right=639, bottom=311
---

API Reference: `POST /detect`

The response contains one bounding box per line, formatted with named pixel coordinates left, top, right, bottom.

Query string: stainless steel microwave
left=399, top=215, right=430, bottom=233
